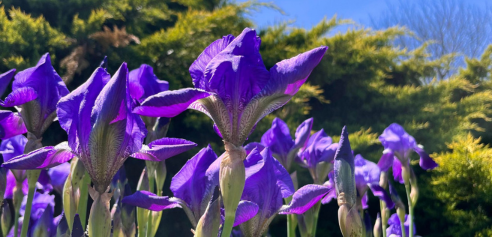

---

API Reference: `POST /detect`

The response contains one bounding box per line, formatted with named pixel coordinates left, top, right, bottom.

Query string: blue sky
left=243, top=0, right=490, bottom=31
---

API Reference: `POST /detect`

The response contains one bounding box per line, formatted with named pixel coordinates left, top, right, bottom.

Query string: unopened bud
left=409, top=169, right=419, bottom=206
left=155, top=161, right=167, bottom=195
left=1, top=201, right=13, bottom=236
left=194, top=197, right=221, bottom=237
left=338, top=203, right=362, bottom=237
left=55, top=214, right=70, bottom=237
left=379, top=171, right=388, bottom=189
left=373, top=213, right=381, bottom=237
left=31, top=204, right=53, bottom=237
left=88, top=187, right=112, bottom=237
left=111, top=202, right=123, bottom=237
left=63, top=173, right=77, bottom=232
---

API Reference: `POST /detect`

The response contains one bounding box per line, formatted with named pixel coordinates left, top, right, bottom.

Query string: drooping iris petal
left=413, top=146, right=438, bottom=170
left=294, top=117, right=313, bottom=149
left=57, top=67, right=111, bottom=153
left=88, top=63, right=147, bottom=193
left=122, top=190, right=181, bottom=211
left=0, top=87, right=38, bottom=107
left=131, top=138, right=196, bottom=161
left=261, top=118, right=294, bottom=164
left=36, top=170, right=53, bottom=193
left=279, top=184, right=330, bottom=215
left=129, top=64, right=169, bottom=103
left=0, top=111, right=27, bottom=139
left=361, top=193, right=369, bottom=209
left=0, top=134, right=27, bottom=162
left=233, top=200, right=259, bottom=227
left=2, top=142, right=74, bottom=169
left=243, top=142, right=266, bottom=154
left=0, top=69, right=15, bottom=96
left=368, top=184, right=395, bottom=209
left=133, top=88, right=211, bottom=117
left=170, top=145, right=217, bottom=219
left=189, top=35, right=235, bottom=89
left=47, top=162, right=71, bottom=194
left=271, top=156, right=295, bottom=198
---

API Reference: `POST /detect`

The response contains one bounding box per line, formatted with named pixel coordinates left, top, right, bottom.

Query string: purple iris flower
left=134, top=28, right=328, bottom=146
left=378, top=123, right=438, bottom=183
left=354, top=154, right=394, bottom=209
left=386, top=214, right=415, bottom=237
left=0, top=53, right=69, bottom=138
left=129, top=64, right=169, bottom=104
left=260, top=117, right=313, bottom=170
left=0, top=69, right=16, bottom=96
left=0, top=111, right=26, bottom=140
left=239, top=147, right=295, bottom=237
left=3, top=64, right=195, bottom=195
left=297, top=128, right=339, bottom=183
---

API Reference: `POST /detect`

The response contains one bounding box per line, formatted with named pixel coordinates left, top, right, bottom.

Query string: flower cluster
left=0, top=27, right=436, bottom=237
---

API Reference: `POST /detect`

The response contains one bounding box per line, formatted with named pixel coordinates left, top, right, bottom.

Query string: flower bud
left=121, top=185, right=136, bottom=237
left=334, top=126, right=356, bottom=207
left=1, top=201, right=13, bottom=237
left=409, top=169, right=419, bottom=206
left=62, top=173, right=77, bottom=232
left=70, top=157, right=86, bottom=189
left=219, top=141, right=246, bottom=235
left=111, top=202, right=123, bottom=237
left=379, top=171, right=388, bottom=189
left=88, top=187, right=112, bottom=237
left=338, top=203, right=362, bottom=237
left=194, top=197, right=220, bottom=237
left=155, top=161, right=167, bottom=195
left=373, top=213, right=381, bottom=237
left=55, top=214, right=70, bottom=237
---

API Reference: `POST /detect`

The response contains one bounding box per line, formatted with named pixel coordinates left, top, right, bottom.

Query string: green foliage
left=0, top=7, right=68, bottom=70
left=432, top=135, right=492, bottom=237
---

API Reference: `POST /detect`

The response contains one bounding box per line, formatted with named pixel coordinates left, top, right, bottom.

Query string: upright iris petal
left=260, top=117, right=314, bottom=171
left=377, top=123, right=438, bottom=183
left=57, top=63, right=146, bottom=193
left=239, top=148, right=294, bottom=237
left=129, top=64, right=169, bottom=103
left=1, top=53, right=69, bottom=137
left=135, top=28, right=328, bottom=146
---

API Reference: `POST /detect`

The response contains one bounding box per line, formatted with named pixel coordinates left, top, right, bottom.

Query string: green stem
left=146, top=176, right=155, bottom=237
left=380, top=200, right=387, bottom=237
left=13, top=208, right=19, bottom=237
left=310, top=202, right=321, bottom=237
left=399, top=212, right=406, bottom=237
left=287, top=214, right=296, bottom=237
left=220, top=214, right=234, bottom=237
left=405, top=183, right=413, bottom=237
left=20, top=171, right=40, bottom=237
left=77, top=171, right=91, bottom=230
